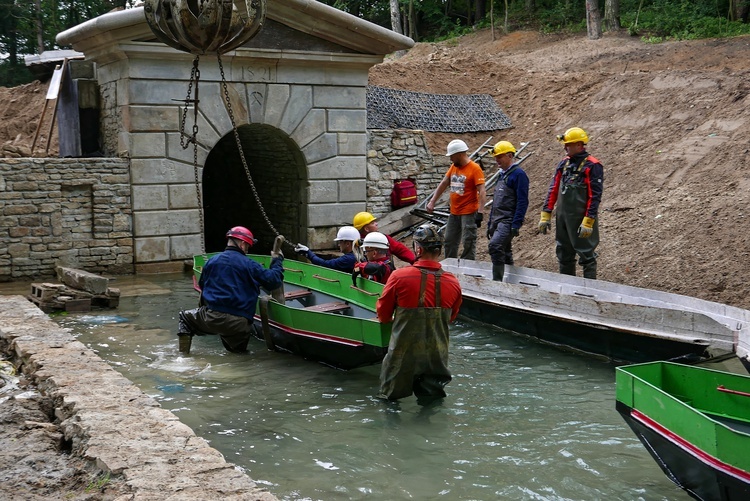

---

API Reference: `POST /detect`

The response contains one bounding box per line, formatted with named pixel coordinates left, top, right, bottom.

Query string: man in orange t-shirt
left=426, top=139, right=486, bottom=260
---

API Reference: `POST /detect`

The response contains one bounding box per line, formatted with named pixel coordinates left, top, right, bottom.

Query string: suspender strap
left=418, top=268, right=443, bottom=307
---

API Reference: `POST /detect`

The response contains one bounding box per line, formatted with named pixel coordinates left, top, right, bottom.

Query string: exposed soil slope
left=1, top=30, right=749, bottom=308
left=369, top=30, right=750, bottom=309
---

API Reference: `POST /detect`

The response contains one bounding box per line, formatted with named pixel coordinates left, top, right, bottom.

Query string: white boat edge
left=441, top=258, right=750, bottom=368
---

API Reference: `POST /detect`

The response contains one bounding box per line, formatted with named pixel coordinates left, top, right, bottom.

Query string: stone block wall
left=0, top=158, right=134, bottom=280
left=366, top=129, right=449, bottom=218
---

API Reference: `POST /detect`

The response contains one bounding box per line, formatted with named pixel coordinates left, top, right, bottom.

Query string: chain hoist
left=144, top=0, right=271, bottom=251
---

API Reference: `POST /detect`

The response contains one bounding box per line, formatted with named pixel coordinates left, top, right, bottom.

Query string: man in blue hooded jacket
left=487, top=141, right=529, bottom=281
left=178, top=226, right=284, bottom=353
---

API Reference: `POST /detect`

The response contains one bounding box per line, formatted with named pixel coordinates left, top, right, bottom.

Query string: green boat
left=616, top=362, right=750, bottom=500
left=193, top=253, right=390, bottom=370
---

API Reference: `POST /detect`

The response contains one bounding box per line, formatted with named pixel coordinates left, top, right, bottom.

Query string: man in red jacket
left=376, top=224, right=462, bottom=402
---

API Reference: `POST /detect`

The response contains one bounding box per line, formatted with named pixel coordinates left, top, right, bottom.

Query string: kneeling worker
left=376, top=224, right=462, bottom=401
left=294, top=226, right=360, bottom=273
left=178, top=226, right=284, bottom=354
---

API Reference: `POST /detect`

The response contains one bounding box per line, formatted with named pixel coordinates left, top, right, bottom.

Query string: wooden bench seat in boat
left=284, top=289, right=313, bottom=301
left=304, top=302, right=351, bottom=313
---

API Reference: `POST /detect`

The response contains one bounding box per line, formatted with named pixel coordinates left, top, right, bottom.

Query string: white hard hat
left=446, top=139, right=469, bottom=156
left=362, top=231, right=389, bottom=250
left=334, top=226, right=360, bottom=242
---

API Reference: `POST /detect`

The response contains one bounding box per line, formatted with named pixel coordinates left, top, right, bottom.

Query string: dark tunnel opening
left=203, top=124, right=308, bottom=254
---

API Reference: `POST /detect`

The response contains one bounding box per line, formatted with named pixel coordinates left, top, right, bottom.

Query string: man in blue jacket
left=178, top=226, right=284, bottom=354
left=293, top=226, right=359, bottom=273
left=487, top=141, right=529, bottom=281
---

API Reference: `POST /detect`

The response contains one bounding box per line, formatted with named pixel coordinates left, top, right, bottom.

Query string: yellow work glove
left=577, top=217, right=595, bottom=238
left=538, top=211, right=552, bottom=234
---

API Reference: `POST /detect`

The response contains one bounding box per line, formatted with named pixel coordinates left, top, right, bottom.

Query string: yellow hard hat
left=489, top=140, right=516, bottom=156
left=352, top=211, right=376, bottom=230
left=556, top=127, right=589, bottom=145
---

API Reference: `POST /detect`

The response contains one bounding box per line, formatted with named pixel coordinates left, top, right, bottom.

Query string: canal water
left=49, top=272, right=687, bottom=500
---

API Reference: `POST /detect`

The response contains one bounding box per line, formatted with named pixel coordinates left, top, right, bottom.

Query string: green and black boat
left=193, top=253, right=390, bottom=370
left=616, top=362, right=750, bottom=500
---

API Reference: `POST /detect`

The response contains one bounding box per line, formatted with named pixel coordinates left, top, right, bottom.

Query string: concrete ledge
left=0, top=295, right=278, bottom=501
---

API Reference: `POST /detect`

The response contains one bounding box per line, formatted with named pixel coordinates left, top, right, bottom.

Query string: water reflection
left=51, top=272, right=686, bottom=500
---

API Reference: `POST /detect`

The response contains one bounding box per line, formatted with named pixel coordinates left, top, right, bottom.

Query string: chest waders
left=378, top=269, right=453, bottom=400
left=556, top=157, right=599, bottom=278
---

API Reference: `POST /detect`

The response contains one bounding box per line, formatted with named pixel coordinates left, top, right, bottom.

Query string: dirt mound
left=0, top=81, right=58, bottom=157
left=370, top=30, right=750, bottom=309
left=1, top=30, right=748, bottom=308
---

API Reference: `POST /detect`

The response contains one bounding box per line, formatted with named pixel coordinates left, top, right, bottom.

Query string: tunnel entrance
left=203, top=124, right=308, bottom=254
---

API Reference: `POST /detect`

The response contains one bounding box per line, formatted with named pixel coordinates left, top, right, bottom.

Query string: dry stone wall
left=0, top=158, right=133, bottom=281
left=365, top=129, right=448, bottom=218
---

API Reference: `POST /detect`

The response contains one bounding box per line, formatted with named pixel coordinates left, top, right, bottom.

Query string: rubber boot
left=178, top=334, right=192, bottom=354
left=582, top=262, right=597, bottom=280
left=492, top=264, right=505, bottom=281
left=559, top=262, right=576, bottom=276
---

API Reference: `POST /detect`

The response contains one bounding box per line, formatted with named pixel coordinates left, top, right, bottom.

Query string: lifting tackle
left=143, top=0, right=282, bottom=251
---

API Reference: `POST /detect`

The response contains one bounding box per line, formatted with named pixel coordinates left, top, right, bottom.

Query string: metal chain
left=178, top=55, right=205, bottom=252
left=179, top=56, right=201, bottom=149
left=216, top=53, right=282, bottom=241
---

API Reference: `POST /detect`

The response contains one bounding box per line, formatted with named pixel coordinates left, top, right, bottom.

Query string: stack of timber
left=27, top=267, right=120, bottom=313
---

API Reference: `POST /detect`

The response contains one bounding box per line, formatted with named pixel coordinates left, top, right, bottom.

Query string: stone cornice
left=57, top=2, right=413, bottom=57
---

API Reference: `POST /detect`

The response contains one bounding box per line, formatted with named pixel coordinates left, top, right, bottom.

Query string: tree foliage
left=1, top=0, right=749, bottom=86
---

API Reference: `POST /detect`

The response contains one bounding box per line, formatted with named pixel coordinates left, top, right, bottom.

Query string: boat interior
left=266, top=283, right=375, bottom=320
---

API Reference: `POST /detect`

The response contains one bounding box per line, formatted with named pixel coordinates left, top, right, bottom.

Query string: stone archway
left=203, top=124, right=307, bottom=254
left=55, top=4, right=413, bottom=269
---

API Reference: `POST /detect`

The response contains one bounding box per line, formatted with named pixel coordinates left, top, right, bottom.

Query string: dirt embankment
left=370, top=30, right=750, bottom=310
left=2, top=30, right=749, bottom=309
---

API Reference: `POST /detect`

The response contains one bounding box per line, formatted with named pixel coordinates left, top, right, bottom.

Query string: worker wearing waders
left=486, top=141, right=529, bottom=281
left=538, top=127, right=604, bottom=279
left=177, top=226, right=284, bottom=354
left=376, top=224, right=462, bottom=402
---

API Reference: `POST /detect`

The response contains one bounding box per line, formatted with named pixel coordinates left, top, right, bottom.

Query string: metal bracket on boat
left=350, top=285, right=380, bottom=297
left=313, top=274, right=340, bottom=283
left=258, top=295, right=276, bottom=351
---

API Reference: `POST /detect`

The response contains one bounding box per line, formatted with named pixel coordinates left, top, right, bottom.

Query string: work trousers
left=444, top=213, right=478, bottom=260
left=178, top=307, right=254, bottom=353
left=488, top=222, right=514, bottom=266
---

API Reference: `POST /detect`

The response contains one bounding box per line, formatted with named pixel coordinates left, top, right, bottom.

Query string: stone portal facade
left=57, top=3, right=413, bottom=269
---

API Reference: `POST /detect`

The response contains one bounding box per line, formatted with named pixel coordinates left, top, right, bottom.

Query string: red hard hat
left=226, top=226, right=256, bottom=247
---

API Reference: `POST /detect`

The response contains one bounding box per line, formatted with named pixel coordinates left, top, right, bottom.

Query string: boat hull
left=460, top=295, right=710, bottom=363
left=251, top=316, right=387, bottom=370
left=441, top=259, right=745, bottom=366
left=616, top=362, right=750, bottom=501
left=617, top=404, right=750, bottom=501
left=193, top=253, right=390, bottom=369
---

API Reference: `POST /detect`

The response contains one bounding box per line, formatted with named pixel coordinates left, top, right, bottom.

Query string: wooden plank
left=305, top=302, right=351, bottom=314
left=376, top=204, right=422, bottom=237
left=284, top=289, right=312, bottom=301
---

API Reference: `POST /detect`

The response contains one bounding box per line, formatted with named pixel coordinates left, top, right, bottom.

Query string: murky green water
left=51, top=272, right=687, bottom=500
